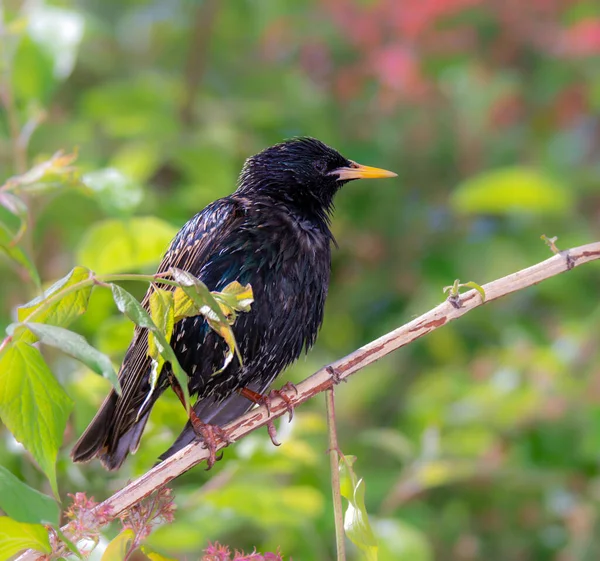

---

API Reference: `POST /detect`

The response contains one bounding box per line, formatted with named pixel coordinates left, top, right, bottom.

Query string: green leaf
left=451, top=166, right=573, bottom=215
left=0, top=342, right=73, bottom=496
left=217, top=281, right=254, bottom=312
left=0, top=221, right=41, bottom=288
left=141, top=545, right=178, bottom=561
left=111, top=284, right=190, bottom=411
left=12, top=35, right=55, bottom=104
left=101, top=529, right=135, bottom=561
left=0, top=465, right=59, bottom=526
left=144, top=289, right=175, bottom=413
left=54, top=526, right=83, bottom=559
left=11, top=323, right=120, bottom=394
left=170, top=268, right=241, bottom=372
left=77, top=217, right=177, bottom=274
left=0, top=516, right=51, bottom=560
left=17, top=266, right=93, bottom=343
left=339, top=455, right=378, bottom=561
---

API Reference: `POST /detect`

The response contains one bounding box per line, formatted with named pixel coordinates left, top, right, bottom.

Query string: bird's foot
left=240, top=382, right=297, bottom=421
left=326, top=365, right=346, bottom=385
left=189, top=410, right=233, bottom=470
left=239, top=382, right=298, bottom=447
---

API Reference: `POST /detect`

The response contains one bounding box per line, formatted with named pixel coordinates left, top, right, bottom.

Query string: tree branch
left=16, top=240, right=600, bottom=560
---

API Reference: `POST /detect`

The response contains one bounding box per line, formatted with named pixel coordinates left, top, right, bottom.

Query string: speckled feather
left=71, top=138, right=354, bottom=470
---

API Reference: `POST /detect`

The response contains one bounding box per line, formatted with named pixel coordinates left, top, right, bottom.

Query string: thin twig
left=326, top=388, right=346, bottom=561
left=15, top=240, right=600, bottom=560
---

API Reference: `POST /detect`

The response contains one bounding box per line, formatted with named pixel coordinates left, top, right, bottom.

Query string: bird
left=71, top=137, right=396, bottom=470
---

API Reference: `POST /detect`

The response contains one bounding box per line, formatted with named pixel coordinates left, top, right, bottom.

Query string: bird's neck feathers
left=236, top=167, right=338, bottom=228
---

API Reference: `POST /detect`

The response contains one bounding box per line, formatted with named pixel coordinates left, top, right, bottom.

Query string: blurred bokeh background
left=1, top=0, right=600, bottom=559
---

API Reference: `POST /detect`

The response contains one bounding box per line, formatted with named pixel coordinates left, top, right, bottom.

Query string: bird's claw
left=267, top=382, right=297, bottom=422
left=267, top=420, right=281, bottom=446
left=190, top=418, right=232, bottom=470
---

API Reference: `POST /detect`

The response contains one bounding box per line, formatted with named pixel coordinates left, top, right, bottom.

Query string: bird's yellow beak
left=330, top=160, right=397, bottom=181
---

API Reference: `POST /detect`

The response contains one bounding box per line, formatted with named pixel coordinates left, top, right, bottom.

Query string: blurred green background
left=1, top=0, right=600, bottom=559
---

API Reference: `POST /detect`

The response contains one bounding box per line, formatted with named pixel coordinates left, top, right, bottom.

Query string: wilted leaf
left=217, top=281, right=254, bottom=313
left=451, top=167, right=572, bottom=215
left=170, top=268, right=242, bottom=371
left=0, top=516, right=51, bottom=560
left=0, top=222, right=40, bottom=288
left=17, top=266, right=93, bottom=343
left=339, top=455, right=378, bottom=561
left=77, top=217, right=177, bottom=274
left=101, top=529, right=135, bottom=561
left=0, top=466, right=59, bottom=526
left=111, top=284, right=189, bottom=411
left=0, top=342, right=73, bottom=496
left=1, top=151, right=78, bottom=195
left=11, top=323, right=120, bottom=393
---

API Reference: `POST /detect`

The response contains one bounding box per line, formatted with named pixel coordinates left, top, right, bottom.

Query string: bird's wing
left=72, top=196, right=247, bottom=468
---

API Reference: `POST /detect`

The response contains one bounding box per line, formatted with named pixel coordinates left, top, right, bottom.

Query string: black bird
left=71, top=137, right=396, bottom=470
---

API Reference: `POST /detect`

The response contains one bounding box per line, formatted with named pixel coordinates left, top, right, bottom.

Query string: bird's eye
left=313, top=160, right=327, bottom=174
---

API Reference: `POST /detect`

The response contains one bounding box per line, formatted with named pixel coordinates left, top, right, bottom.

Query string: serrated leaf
left=11, top=323, right=120, bottom=394
left=0, top=465, right=59, bottom=526
left=0, top=221, right=41, bottom=288
left=17, top=266, right=93, bottom=343
left=339, top=456, right=378, bottom=561
left=77, top=217, right=177, bottom=274
left=101, top=529, right=135, bottom=561
left=0, top=516, right=51, bottom=560
left=0, top=342, right=73, bottom=496
left=451, top=166, right=572, bottom=215
left=111, top=284, right=189, bottom=411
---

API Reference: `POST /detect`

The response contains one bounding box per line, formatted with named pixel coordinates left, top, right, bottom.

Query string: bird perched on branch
left=71, top=137, right=396, bottom=470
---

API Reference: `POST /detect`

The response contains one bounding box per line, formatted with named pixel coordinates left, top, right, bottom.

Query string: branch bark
left=16, top=240, right=600, bottom=560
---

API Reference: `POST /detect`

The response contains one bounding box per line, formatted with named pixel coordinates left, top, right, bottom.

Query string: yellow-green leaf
left=451, top=167, right=572, bottom=215
left=77, top=217, right=177, bottom=274
left=16, top=266, right=93, bottom=343
left=0, top=466, right=59, bottom=526
left=218, top=281, right=254, bottom=312
left=0, top=516, right=50, bottom=560
left=0, top=342, right=73, bottom=496
left=101, top=529, right=135, bottom=561
left=145, top=289, right=175, bottom=413
left=111, top=284, right=189, bottom=412
left=339, top=455, right=378, bottom=561
left=141, top=545, right=178, bottom=561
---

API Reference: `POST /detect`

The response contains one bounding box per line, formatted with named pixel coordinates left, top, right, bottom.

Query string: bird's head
left=237, top=137, right=396, bottom=216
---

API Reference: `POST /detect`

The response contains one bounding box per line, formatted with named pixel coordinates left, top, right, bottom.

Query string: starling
left=71, top=137, right=396, bottom=470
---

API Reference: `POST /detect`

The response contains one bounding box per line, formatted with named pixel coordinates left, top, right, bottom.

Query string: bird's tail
left=71, top=389, right=153, bottom=470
